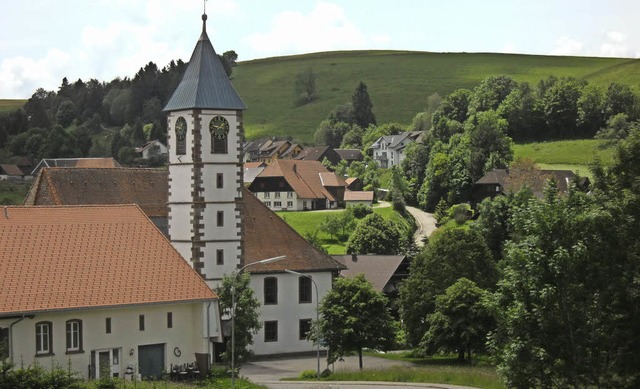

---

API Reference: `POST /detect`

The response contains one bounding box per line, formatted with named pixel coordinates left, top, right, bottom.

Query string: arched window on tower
left=209, top=116, right=229, bottom=154
left=175, top=117, right=187, bottom=155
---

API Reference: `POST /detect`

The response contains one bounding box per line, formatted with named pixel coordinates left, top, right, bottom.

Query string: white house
left=135, top=139, right=168, bottom=160
left=0, top=205, right=222, bottom=380
left=248, top=160, right=347, bottom=211
left=370, top=131, right=422, bottom=168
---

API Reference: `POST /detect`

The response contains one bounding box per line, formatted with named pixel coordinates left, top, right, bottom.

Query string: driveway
left=405, top=206, right=437, bottom=247
left=241, top=354, right=480, bottom=389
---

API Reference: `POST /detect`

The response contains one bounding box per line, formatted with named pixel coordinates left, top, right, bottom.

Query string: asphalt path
left=405, top=206, right=437, bottom=247
left=241, top=354, right=480, bottom=389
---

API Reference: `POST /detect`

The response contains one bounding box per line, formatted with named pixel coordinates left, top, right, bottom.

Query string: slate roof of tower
left=0, top=205, right=216, bottom=316
left=164, top=15, right=246, bottom=112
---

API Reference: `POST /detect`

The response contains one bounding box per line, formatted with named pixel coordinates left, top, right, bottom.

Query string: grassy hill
left=231, top=50, right=640, bottom=143
left=0, top=99, right=26, bottom=113
left=4, top=51, right=640, bottom=144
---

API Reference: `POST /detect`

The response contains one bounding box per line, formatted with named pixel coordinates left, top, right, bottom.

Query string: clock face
left=209, top=116, right=229, bottom=140
left=175, top=117, right=187, bottom=140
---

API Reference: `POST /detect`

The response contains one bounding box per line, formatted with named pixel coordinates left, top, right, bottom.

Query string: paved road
left=405, top=206, right=437, bottom=247
left=241, top=354, right=479, bottom=389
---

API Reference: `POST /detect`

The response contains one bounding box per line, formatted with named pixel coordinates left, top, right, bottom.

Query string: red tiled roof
left=344, top=191, right=374, bottom=201
left=24, top=168, right=168, bottom=217
left=244, top=162, right=266, bottom=169
left=0, top=205, right=216, bottom=316
left=256, top=160, right=346, bottom=201
left=242, top=188, right=346, bottom=273
left=23, top=168, right=344, bottom=275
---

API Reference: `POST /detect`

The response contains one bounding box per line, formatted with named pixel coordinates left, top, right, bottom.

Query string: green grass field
left=231, top=51, right=640, bottom=143
left=0, top=99, right=26, bottom=113
left=0, top=180, right=30, bottom=205
left=277, top=204, right=411, bottom=255
left=513, top=138, right=615, bottom=178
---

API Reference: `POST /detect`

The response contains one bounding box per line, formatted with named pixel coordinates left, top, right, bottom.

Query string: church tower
left=163, top=13, right=246, bottom=287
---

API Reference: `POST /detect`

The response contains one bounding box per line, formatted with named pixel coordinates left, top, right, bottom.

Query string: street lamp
left=284, top=269, right=320, bottom=379
left=231, top=255, right=286, bottom=389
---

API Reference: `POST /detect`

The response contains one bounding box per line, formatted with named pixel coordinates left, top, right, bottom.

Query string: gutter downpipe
left=206, top=301, right=212, bottom=371
left=9, top=316, right=27, bottom=365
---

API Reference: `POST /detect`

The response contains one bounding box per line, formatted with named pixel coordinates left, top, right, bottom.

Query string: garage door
left=138, top=344, right=165, bottom=379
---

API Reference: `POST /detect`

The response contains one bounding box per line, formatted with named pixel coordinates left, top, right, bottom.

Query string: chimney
left=293, top=163, right=297, bottom=174
left=351, top=253, right=357, bottom=262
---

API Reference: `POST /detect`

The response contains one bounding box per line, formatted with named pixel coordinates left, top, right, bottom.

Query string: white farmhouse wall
left=250, top=271, right=333, bottom=355
left=1, top=302, right=220, bottom=380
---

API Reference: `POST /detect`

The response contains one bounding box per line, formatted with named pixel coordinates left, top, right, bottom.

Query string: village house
left=370, top=131, right=422, bottom=168
left=295, top=145, right=341, bottom=165
left=248, top=159, right=347, bottom=211
left=135, top=139, right=168, bottom=160
left=0, top=205, right=222, bottom=380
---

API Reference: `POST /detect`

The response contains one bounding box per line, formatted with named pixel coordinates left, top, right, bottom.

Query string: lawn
left=294, top=352, right=504, bottom=389
left=276, top=204, right=411, bottom=255
left=0, top=180, right=30, bottom=205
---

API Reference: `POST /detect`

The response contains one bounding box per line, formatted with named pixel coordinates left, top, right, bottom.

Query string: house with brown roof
left=471, top=168, right=588, bottom=205
left=343, top=190, right=374, bottom=206
left=0, top=164, right=25, bottom=180
left=345, top=177, right=363, bottom=191
left=0, top=205, right=222, bottom=380
left=248, top=139, right=303, bottom=164
left=24, top=167, right=346, bottom=356
left=295, top=146, right=341, bottom=165
left=332, top=254, right=409, bottom=297
left=334, top=149, right=364, bottom=164
left=248, top=160, right=347, bottom=211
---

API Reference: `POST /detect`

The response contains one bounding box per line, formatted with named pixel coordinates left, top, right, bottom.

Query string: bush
left=299, top=369, right=318, bottom=379
left=448, top=203, right=473, bottom=225
left=0, top=361, right=82, bottom=389
left=348, top=204, right=373, bottom=219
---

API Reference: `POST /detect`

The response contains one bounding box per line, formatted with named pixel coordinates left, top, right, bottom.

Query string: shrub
left=299, top=369, right=318, bottom=379
left=348, top=204, right=372, bottom=219
left=448, top=203, right=473, bottom=225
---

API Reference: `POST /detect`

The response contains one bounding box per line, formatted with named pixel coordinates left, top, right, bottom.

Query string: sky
left=1, top=0, right=639, bottom=99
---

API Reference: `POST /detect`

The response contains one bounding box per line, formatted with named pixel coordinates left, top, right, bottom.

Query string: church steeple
left=165, top=12, right=245, bottom=287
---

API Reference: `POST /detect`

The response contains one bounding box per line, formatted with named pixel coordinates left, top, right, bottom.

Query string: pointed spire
left=163, top=12, right=246, bottom=112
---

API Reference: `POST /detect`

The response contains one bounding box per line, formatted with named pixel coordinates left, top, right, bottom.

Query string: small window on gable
left=139, top=315, right=145, bottom=331
left=105, top=318, right=111, bottom=334
left=167, top=312, right=173, bottom=329
left=175, top=117, right=187, bottom=155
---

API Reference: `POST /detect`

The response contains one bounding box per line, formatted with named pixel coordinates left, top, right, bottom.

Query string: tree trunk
left=358, top=348, right=363, bottom=370
left=457, top=348, right=465, bottom=361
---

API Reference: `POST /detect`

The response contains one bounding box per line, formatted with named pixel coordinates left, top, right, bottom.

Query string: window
left=167, top=312, right=173, bottom=329
left=264, top=201, right=271, bottom=207
left=275, top=192, right=281, bottom=199
left=274, top=201, right=282, bottom=208
left=299, top=276, right=312, bottom=303
left=264, top=277, right=278, bottom=305
left=139, top=315, right=145, bottom=331
left=217, top=211, right=224, bottom=227
left=299, top=319, right=312, bottom=340
left=264, top=321, right=278, bottom=342
left=287, top=192, right=293, bottom=198
left=105, top=318, right=111, bottom=334
left=287, top=201, right=293, bottom=208
left=264, top=192, right=270, bottom=199
left=66, top=319, right=83, bottom=353
left=175, top=117, right=187, bottom=156
left=216, top=173, right=223, bottom=189
left=35, top=321, right=52, bottom=355
left=214, top=249, right=223, bottom=265
left=0, top=328, right=8, bottom=360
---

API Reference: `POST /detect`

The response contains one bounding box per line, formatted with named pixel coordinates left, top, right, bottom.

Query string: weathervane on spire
left=202, top=0, right=208, bottom=33
left=203, top=0, right=207, bottom=14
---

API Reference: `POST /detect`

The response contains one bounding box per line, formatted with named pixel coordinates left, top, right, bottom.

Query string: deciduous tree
left=345, top=213, right=404, bottom=255
left=316, top=274, right=395, bottom=369
left=352, top=81, right=376, bottom=129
